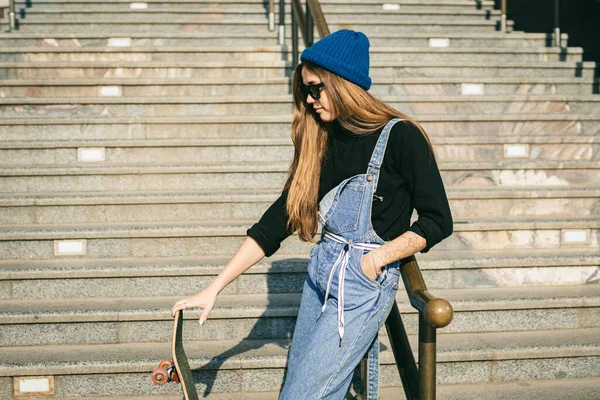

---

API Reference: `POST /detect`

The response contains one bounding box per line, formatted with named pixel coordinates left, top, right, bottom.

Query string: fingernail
left=199, top=319, right=205, bottom=326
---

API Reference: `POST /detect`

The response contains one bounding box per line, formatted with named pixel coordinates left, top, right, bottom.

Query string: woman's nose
left=306, top=94, right=315, bottom=104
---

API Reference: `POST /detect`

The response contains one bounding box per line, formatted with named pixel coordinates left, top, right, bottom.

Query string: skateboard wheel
left=151, top=368, right=169, bottom=385
left=159, top=360, right=173, bottom=369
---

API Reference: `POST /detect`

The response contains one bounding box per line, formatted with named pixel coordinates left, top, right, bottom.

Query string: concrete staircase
left=1, top=0, right=599, bottom=398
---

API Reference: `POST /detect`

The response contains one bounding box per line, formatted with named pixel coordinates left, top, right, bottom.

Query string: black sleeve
left=398, top=122, right=453, bottom=253
left=246, top=188, right=293, bottom=257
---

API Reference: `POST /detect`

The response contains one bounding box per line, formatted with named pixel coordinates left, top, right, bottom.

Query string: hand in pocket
left=360, top=251, right=380, bottom=281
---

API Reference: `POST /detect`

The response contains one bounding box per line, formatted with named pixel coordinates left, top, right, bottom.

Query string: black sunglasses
left=301, top=82, right=325, bottom=101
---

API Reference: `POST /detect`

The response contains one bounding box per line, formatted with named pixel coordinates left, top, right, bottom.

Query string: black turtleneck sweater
left=246, top=119, right=453, bottom=257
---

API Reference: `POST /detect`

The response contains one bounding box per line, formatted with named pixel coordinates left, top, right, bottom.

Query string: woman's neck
left=331, top=120, right=379, bottom=140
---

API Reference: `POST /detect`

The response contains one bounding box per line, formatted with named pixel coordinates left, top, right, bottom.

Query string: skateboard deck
left=151, top=310, right=199, bottom=400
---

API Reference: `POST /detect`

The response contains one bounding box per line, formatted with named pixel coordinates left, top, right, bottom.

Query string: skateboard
left=151, top=310, right=199, bottom=400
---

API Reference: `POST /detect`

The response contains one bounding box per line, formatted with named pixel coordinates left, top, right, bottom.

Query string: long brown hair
left=284, top=61, right=434, bottom=242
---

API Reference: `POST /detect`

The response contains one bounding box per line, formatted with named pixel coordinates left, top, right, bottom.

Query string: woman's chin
left=318, top=112, right=334, bottom=122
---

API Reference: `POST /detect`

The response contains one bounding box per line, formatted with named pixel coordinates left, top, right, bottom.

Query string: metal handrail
left=283, top=0, right=330, bottom=67
left=400, top=257, right=453, bottom=329
left=306, top=0, right=329, bottom=39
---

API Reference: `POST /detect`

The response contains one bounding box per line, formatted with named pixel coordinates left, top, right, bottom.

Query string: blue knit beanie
left=300, top=29, right=371, bottom=90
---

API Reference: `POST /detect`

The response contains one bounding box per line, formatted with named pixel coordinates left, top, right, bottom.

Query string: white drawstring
left=318, top=231, right=381, bottom=343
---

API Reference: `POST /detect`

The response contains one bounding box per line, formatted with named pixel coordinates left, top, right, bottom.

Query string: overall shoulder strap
left=366, top=118, right=404, bottom=191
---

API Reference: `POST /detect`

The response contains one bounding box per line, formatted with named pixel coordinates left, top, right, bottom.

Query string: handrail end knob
left=424, top=298, right=453, bottom=328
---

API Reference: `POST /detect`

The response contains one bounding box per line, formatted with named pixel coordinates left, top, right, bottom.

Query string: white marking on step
left=108, top=38, right=132, bottom=47
left=429, top=38, right=450, bottom=48
left=15, top=377, right=54, bottom=395
left=461, top=83, right=484, bottom=95
left=562, top=230, right=589, bottom=245
left=382, top=3, right=400, bottom=10
left=78, top=147, right=106, bottom=162
left=130, top=2, right=148, bottom=9
left=20, top=379, right=49, bottom=392
left=497, top=170, right=569, bottom=186
left=504, top=144, right=530, bottom=158
left=483, top=266, right=599, bottom=286
left=42, top=38, right=59, bottom=47
left=54, top=240, right=87, bottom=256
left=99, top=86, right=121, bottom=96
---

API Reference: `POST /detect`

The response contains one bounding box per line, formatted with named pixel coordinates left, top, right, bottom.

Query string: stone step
left=1, top=20, right=272, bottom=34
left=4, top=18, right=512, bottom=33
left=20, top=8, right=501, bottom=19
left=0, top=246, right=598, bottom=285
left=0, top=34, right=280, bottom=47
left=1, top=185, right=598, bottom=226
left=5, top=378, right=597, bottom=400
left=4, top=76, right=595, bottom=97
left=1, top=46, right=291, bottom=63
left=1, top=159, right=599, bottom=192
left=3, top=94, right=599, bottom=118
left=2, top=60, right=595, bottom=79
left=0, top=328, right=598, bottom=394
left=0, top=286, right=599, bottom=346
left=13, top=8, right=502, bottom=21
left=14, top=1, right=496, bottom=13
left=0, top=216, right=598, bottom=259
left=0, top=31, right=563, bottom=48
left=2, top=114, right=598, bottom=141
left=13, top=0, right=496, bottom=6
left=299, top=31, right=561, bottom=47
left=1, top=246, right=598, bottom=288
left=397, top=379, right=600, bottom=400
left=0, top=136, right=598, bottom=167
left=14, top=0, right=495, bottom=4
left=0, top=60, right=288, bottom=79
left=0, top=46, right=584, bottom=63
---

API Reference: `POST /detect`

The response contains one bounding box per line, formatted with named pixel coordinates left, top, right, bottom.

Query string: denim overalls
left=280, top=118, right=403, bottom=399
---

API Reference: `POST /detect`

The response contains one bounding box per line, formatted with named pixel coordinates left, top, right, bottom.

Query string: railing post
left=8, top=0, right=16, bottom=30
left=269, top=0, right=275, bottom=31
left=553, top=0, right=561, bottom=47
left=291, top=1, right=299, bottom=68
left=385, top=302, right=420, bottom=400
left=391, top=256, right=452, bottom=400
left=500, top=0, right=507, bottom=33
left=305, top=0, right=314, bottom=47
left=278, top=0, right=285, bottom=45
left=418, top=314, right=437, bottom=400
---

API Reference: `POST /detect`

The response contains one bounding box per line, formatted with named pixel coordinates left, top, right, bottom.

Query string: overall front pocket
left=324, top=182, right=366, bottom=234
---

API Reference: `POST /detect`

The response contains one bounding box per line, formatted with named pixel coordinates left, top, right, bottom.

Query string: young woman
left=172, top=29, right=453, bottom=399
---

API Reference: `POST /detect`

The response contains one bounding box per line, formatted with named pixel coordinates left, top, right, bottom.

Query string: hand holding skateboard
left=171, top=289, right=217, bottom=325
